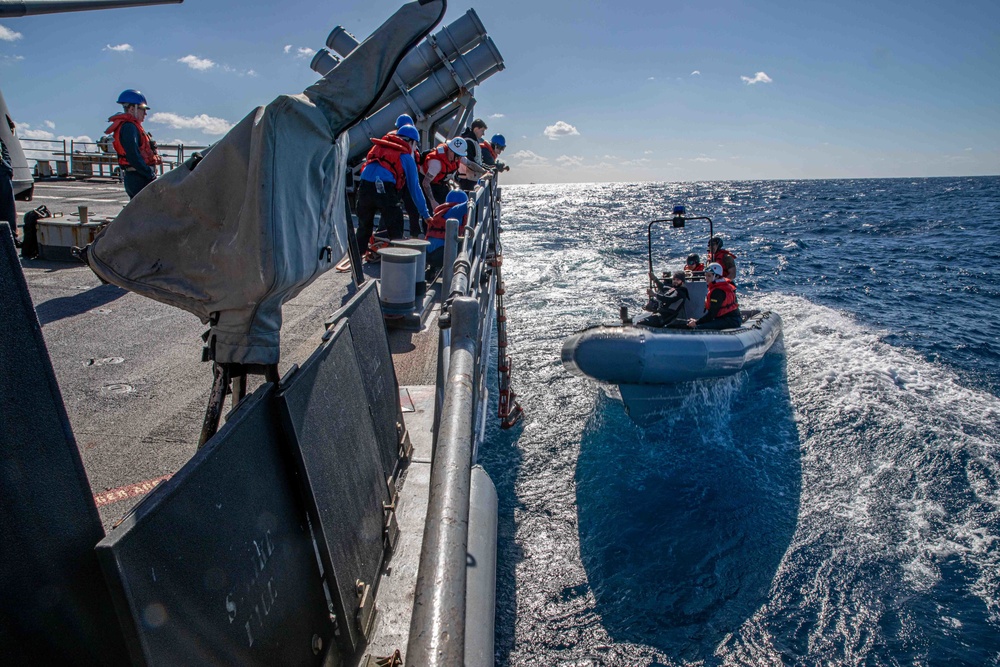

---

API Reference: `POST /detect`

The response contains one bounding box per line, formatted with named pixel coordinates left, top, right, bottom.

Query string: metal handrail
left=409, top=173, right=500, bottom=665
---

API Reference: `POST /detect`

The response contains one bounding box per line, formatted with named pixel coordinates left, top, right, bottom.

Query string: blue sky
left=1, top=0, right=998, bottom=184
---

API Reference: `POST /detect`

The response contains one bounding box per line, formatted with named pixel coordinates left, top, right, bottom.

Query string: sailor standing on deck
left=688, top=263, right=742, bottom=330
left=391, top=114, right=425, bottom=238
left=355, top=124, right=431, bottom=259
left=420, top=137, right=467, bottom=209
left=106, top=89, right=162, bottom=199
left=1, top=116, right=17, bottom=244
left=479, top=134, right=509, bottom=173
left=456, top=118, right=489, bottom=190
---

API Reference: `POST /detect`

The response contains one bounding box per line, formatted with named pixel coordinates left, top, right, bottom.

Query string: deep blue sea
left=480, top=177, right=1000, bottom=666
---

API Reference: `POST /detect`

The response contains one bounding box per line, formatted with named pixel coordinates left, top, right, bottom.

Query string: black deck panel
left=277, top=320, right=390, bottom=655
left=0, top=223, right=130, bottom=665
left=329, top=281, right=404, bottom=485
left=95, top=384, right=333, bottom=666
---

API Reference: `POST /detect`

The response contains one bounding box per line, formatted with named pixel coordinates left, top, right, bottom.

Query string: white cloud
left=644, top=150, right=653, bottom=155
left=508, top=149, right=549, bottom=167
left=178, top=54, right=216, bottom=71
left=543, top=120, right=580, bottom=141
left=647, top=76, right=655, bottom=80
left=44, top=120, right=55, bottom=129
left=148, top=112, right=233, bottom=135
left=283, top=45, right=292, bottom=54
left=741, top=71, right=772, bottom=85
left=489, top=113, right=505, bottom=119
left=296, top=47, right=315, bottom=59
left=222, top=64, right=257, bottom=77
left=556, top=155, right=584, bottom=167
left=104, top=43, right=133, bottom=52
left=1, top=54, right=24, bottom=64
left=691, top=70, right=701, bottom=76
left=0, top=25, right=23, bottom=42
left=692, top=157, right=717, bottom=163
left=20, top=128, right=55, bottom=140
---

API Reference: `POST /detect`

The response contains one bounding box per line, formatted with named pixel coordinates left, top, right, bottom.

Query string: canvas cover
left=86, top=0, right=446, bottom=364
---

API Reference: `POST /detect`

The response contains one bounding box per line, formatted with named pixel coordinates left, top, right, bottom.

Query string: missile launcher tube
left=347, top=37, right=504, bottom=164
left=326, top=9, right=487, bottom=111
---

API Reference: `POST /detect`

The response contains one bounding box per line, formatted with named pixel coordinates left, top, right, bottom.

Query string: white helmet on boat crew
left=447, top=137, right=467, bottom=157
left=706, top=262, right=724, bottom=277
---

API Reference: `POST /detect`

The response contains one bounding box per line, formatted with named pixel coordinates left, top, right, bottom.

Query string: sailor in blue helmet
left=479, top=133, right=509, bottom=173
left=355, top=123, right=431, bottom=259
left=393, top=114, right=424, bottom=237
left=106, top=89, right=162, bottom=199
left=424, top=189, right=469, bottom=273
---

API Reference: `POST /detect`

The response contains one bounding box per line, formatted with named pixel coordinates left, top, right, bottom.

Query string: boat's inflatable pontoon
left=562, top=310, right=782, bottom=385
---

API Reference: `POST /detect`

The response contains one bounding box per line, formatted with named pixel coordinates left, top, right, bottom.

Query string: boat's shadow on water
left=576, top=349, right=800, bottom=664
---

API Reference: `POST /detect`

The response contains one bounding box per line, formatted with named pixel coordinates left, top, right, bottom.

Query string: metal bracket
left=355, top=580, right=377, bottom=641
left=383, top=503, right=400, bottom=554
left=391, top=72, right=425, bottom=122
left=360, top=649, right=403, bottom=667
left=428, top=35, right=467, bottom=90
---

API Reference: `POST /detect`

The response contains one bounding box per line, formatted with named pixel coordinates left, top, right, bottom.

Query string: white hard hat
left=706, top=263, right=724, bottom=277
left=447, top=137, right=467, bottom=157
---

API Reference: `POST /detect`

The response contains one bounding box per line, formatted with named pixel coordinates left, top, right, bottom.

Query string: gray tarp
left=86, top=0, right=446, bottom=364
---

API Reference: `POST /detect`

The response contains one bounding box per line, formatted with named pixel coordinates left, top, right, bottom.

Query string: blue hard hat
left=490, top=134, right=506, bottom=148
left=445, top=189, right=469, bottom=204
left=396, top=124, right=419, bottom=142
left=116, top=89, right=149, bottom=107
left=395, top=114, right=414, bottom=129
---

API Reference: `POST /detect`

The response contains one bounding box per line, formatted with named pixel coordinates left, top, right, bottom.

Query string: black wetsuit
left=639, top=281, right=689, bottom=327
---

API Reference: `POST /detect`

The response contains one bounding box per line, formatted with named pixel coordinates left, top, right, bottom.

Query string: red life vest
left=425, top=201, right=466, bottom=240
left=363, top=133, right=412, bottom=189
left=479, top=141, right=497, bottom=161
left=106, top=113, right=162, bottom=168
left=685, top=262, right=705, bottom=272
left=704, top=278, right=739, bottom=318
left=710, top=248, right=737, bottom=267
left=421, top=144, right=460, bottom=184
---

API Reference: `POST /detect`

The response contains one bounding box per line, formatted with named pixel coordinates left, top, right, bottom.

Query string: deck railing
left=408, top=174, right=501, bottom=666
left=19, top=138, right=209, bottom=179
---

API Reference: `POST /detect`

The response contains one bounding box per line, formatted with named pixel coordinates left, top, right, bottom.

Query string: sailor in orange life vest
left=420, top=137, right=467, bottom=210
left=355, top=124, right=431, bottom=256
left=684, top=253, right=705, bottom=272
left=106, top=89, right=162, bottom=199
left=391, top=114, right=426, bottom=238
left=707, top=236, right=737, bottom=281
left=479, top=134, right=509, bottom=172
left=424, top=189, right=469, bottom=274
left=687, top=262, right=742, bottom=330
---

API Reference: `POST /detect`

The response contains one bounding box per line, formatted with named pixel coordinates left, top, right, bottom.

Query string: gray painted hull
left=562, top=310, right=782, bottom=385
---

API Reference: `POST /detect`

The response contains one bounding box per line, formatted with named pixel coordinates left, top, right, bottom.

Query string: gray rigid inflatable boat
left=561, top=310, right=783, bottom=385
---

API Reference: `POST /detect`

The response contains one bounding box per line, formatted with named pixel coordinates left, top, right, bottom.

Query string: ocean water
left=480, top=177, right=1000, bottom=666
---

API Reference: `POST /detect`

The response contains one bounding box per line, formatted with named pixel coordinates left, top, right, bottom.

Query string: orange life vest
left=704, top=278, right=739, bottom=318
left=710, top=248, right=737, bottom=268
left=479, top=141, right=497, bottom=161
left=106, top=113, right=162, bottom=168
left=362, top=133, right=411, bottom=189
left=421, top=144, right=460, bottom=184
left=425, top=201, right=466, bottom=240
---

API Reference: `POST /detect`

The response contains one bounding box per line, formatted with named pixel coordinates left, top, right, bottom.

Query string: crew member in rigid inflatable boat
left=639, top=270, right=689, bottom=327
left=708, top=236, right=737, bottom=281
left=685, top=253, right=705, bottom=272
left=687, top=262, right=741, bottom=330
left=355, top=124, right=431, bottom=258
left=424, top=189, right=469, bottom=275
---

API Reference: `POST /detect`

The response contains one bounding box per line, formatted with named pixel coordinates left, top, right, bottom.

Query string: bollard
left=391, top=238, right=430, bottom=295
left=377, top=247, right=420, bottom=315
